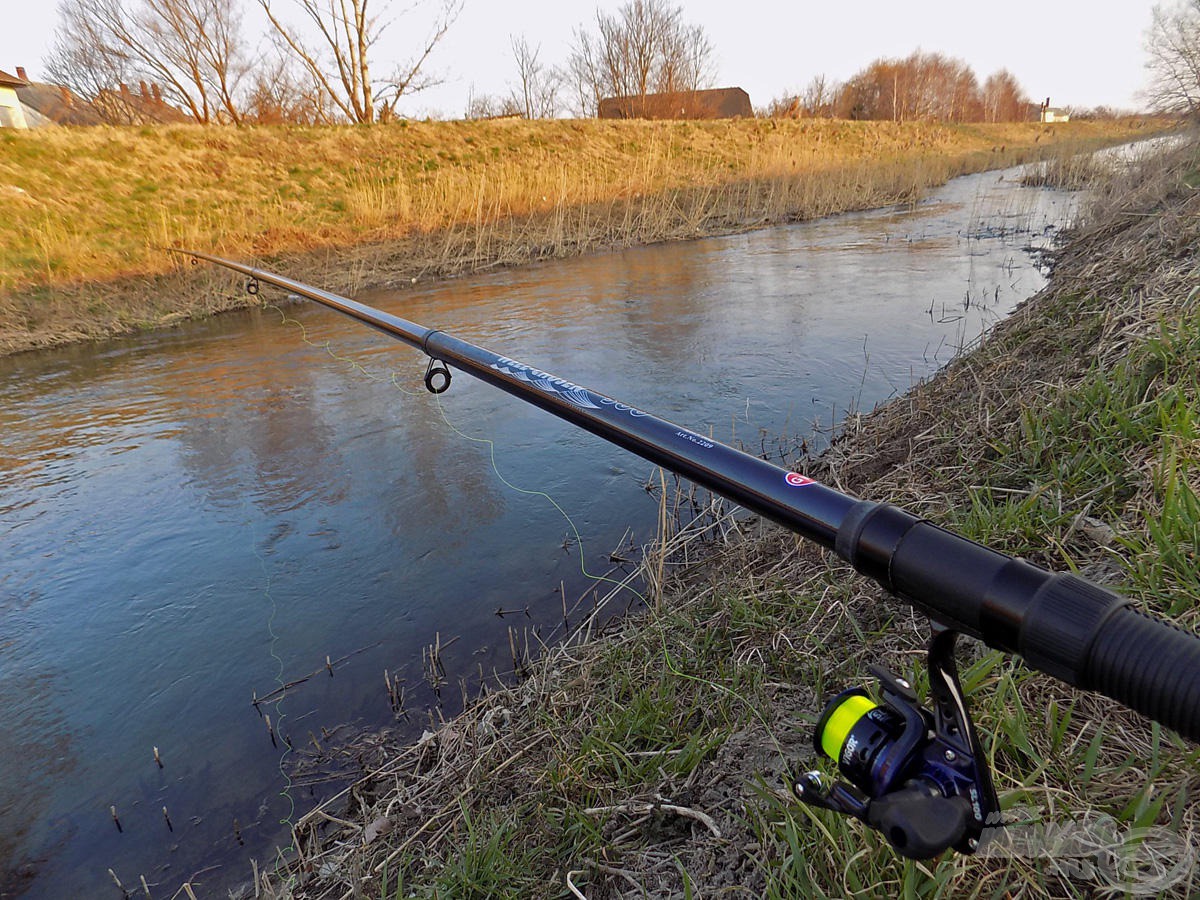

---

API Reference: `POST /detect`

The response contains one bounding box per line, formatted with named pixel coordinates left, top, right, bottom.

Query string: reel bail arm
left=795, top=627, right=998, bottom=859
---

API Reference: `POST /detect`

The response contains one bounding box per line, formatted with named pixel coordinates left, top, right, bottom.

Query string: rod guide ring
left=424, top=358, right=452, bottom=394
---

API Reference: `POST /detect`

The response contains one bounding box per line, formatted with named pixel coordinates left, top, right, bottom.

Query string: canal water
left=0, top=164, right=1075, bottom=896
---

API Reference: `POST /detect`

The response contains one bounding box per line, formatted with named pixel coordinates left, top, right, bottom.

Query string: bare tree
left=1144, top=0, right=1200, bottom=117
left=511, top=36, right=538, bottom=119
left=507, top=35, right=559, bottom=118
left=46, top=0, right=249, bottom=123
left=243, top=49, right=336, bottom=124
left=567, top=0, right=714, bottom=116
left=45, top=4, right=138, bottom=123
left=464, top=90, right=495, bottom=120
left=257, top=0, right=461, bottom=123
left=764, top=93, right=802, bottom=118
left=565, top=29, right=605, bottom=116
left=982, top=70, right=1029, bottom=122
left=903, top=52, right=980, bottom=121
left=144, top=0, right=246, bottom=121
left=835, top=51, right=983, bottom=122
left=837, top=64, right=880, bottom=121
left=801, top=74, right=837, bottom=117
left=765, top=76, right=840, bottom=119
left=654, top=19, right=711, bottom=94
left=464, top=89, right=522, bottom=120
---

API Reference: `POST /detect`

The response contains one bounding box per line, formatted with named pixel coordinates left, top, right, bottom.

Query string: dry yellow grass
left=0, top=117, right=1163, bottom=354
left=249, top=131, right=1200, bottom=900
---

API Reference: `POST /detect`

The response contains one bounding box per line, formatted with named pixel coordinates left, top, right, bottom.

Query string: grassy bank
left=239, top=133, right=1200, bottom=899
left=0, top=117, right=1159, bottom=355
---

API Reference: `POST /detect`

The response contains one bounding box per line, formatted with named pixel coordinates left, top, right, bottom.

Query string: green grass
left=254, top=134, right=1200, bottom=900
left=950, top=309, right=1200, bottom=616
left=715, top=149, right=1200, bottom=898
left=756, top=155, right=1190, bottom=898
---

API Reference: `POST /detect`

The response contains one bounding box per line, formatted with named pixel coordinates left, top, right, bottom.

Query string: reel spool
left=796, top=629, right=999, bottom=859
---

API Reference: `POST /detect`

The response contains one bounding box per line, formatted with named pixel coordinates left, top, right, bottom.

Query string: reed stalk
left=0, top=118, right=1162, bottom=355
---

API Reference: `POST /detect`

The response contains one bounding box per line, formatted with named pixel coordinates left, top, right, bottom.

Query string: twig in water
left=253, top=642, right=381, bottom=705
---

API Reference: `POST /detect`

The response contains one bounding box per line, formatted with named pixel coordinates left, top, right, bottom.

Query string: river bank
left=0, top=158, right=1098, bottom=897
left=250, top=133, right=1200, bottom=898
left=0, top=118, right=1159, bottom=356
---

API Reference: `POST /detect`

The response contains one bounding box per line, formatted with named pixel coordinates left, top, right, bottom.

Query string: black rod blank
left=180, top=251, right=1200, bottom=741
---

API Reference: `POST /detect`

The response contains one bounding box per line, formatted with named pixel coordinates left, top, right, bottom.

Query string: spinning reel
left=794, top=627, right=999, bottom=859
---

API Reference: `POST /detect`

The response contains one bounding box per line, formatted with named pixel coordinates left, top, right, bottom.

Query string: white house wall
left=0, top=86, right=29, bottom=128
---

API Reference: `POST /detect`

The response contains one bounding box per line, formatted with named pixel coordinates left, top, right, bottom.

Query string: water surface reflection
left=0, top=165, right=1074, bottom=895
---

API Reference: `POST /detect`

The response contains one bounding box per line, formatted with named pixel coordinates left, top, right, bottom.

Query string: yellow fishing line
left=267, top=301, right=636, bottom=602
left=421, top=357, right=787, bottom=761
left=266, top=305, right=421, bottom=394
left=269, top=302, right=787, bottom=764
left=243, top=498, right=297, bottom=883
left=429, top=390, right=640, bottom=600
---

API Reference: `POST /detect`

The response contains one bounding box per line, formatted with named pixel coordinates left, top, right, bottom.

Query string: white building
left=1039, top=98, right=1070, bottom=123
left=0, top=69, right=29, bottom=128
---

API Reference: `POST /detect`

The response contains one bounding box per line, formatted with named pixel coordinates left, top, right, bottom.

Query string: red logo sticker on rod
left=785, top=472, right=816, bottom=487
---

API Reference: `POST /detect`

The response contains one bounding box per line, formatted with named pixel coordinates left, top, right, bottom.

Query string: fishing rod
left=181, top=250, right=1200, bottom=859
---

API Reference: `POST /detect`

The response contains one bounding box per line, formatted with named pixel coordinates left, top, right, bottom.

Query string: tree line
left=39, top=0, right=1200, bottom=126
left=766, top=53, right=1034, bottom=123
left=46, top=0, right=462, bottom=124
left=45, top=0, right=708, bottom=124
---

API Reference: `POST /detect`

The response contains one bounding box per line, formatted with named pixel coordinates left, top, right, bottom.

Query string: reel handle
left=866, top=786, right=972, bottom=859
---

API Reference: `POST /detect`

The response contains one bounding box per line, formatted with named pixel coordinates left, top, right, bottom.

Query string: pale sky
left=0, top=0, right=1166, bottom=118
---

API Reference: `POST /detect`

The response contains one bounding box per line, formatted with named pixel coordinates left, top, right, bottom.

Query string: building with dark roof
left=93, top=81, right=193, bottom=125
left=3, top=65, right=190, bottom=126
left=13, top=66, right=104, bottom=126
left=598, top=87, right=752, bottom=120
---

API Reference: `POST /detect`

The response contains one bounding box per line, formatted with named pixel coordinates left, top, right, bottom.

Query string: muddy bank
left=242, top=133, right=1200, bottom=899
left=0, top=118, right=1160, bottom=356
